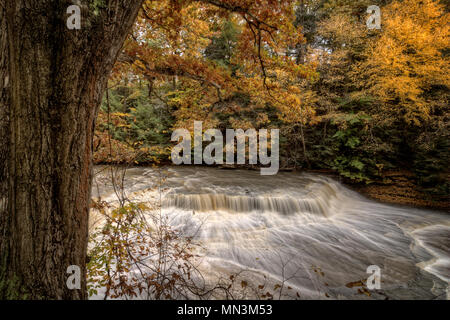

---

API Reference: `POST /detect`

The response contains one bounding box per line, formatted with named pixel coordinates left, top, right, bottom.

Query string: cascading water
left=92, top=166, right=450, bottom=299
left=163, top=192, right=334, bottom=216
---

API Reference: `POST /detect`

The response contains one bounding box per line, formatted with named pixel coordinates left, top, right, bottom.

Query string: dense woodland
left=0, top=0, right=448, bottom=300
left=95, top=0, right=449, bottom=204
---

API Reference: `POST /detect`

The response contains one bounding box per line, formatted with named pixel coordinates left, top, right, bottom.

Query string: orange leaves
left=112, top=0, right=318, bottom=129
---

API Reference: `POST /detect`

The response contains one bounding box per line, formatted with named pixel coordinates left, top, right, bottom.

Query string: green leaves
left=328, top=112, right=377, bottom=182
left=346, top=136, right=360, bottom=149
left=350, top=159, right=364, bottom=171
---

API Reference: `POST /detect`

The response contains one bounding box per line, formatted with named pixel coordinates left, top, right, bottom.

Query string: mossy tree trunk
left=0, top=0, right=143, bottom=299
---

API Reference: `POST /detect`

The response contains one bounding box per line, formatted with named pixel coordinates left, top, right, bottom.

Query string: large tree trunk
left=0, top=0, right=143, bottom=299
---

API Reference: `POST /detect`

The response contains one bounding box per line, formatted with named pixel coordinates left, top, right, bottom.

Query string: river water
left=92, top=166, right=450, bottom=299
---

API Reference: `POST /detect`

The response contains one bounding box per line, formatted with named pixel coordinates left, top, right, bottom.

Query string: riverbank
left=287, top=168, right=448, bottom=212
left=351, top=171, right=449, bottom=212
left=228, top=166, right=450, bottom=211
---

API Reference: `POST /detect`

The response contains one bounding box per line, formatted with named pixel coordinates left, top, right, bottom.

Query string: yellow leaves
left=111, top=112, right=129, bottom=118
left=358, top=0, right=449, bottom=125
left=137, top=203, right=149, bottom=211
left=318, top=12, right=366, bottom=48
left=228, top=118, right=254, bottom=130
left=133, top=59, right=146, bottom=72
left=255, top=113, right=270, bottom=126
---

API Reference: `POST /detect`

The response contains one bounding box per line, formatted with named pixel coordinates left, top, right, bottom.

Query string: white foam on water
left=91, top=166, right=450, bottom=299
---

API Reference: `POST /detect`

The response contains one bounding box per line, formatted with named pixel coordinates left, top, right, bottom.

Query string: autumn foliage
left=88, top=0, right=450, bottom=300
left=95, top=0, right=449, bottom=198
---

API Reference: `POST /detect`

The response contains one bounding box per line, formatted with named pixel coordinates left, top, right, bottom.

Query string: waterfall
left=92, top=166, right=450, bottom=299
left=162, top=176, right=342, bottom=217
left=164, top=193, right=335, bottom=216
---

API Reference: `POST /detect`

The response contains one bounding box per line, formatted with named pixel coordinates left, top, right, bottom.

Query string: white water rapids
left=91, top=166, right=450, bottom=299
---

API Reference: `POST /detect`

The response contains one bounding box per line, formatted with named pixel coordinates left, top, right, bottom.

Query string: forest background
left=94, top=0, right=449, bottom=209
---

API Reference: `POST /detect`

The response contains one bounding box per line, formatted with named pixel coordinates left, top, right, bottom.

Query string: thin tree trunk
left=299, top=122, right=310, bottom=168
left=0, top=0, right=143, bottom=299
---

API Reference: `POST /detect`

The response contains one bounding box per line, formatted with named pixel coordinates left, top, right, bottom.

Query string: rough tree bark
left=0, top=0, right=143, bottom=299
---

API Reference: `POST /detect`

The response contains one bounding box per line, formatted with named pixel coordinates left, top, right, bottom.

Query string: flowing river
left=91, top=166, right=450, bottom=299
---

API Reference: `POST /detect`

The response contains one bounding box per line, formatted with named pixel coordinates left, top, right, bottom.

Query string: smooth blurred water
left=92, top=166, right=450, bottom=299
